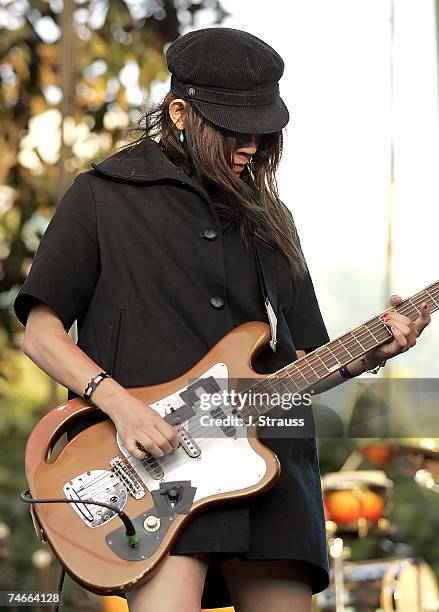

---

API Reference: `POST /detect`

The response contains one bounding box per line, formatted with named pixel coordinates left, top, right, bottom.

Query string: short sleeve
left=286, top=266, right=330, bottom=354
left=14, top=173, right=99, bottom=332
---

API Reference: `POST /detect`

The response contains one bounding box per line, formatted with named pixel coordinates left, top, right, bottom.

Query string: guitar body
left=25, top=321, right=281, bottom=595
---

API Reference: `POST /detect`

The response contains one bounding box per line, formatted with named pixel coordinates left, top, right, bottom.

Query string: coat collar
left=91, top=138, right=228, bottom=228
left=90, top=137, right=210, bottom=199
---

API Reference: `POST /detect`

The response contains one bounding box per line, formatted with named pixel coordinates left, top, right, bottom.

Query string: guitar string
left=75, top=288, right=439, bottom=497
left=74, top=435, right=225, bottom=500
left=76, top=288, right=439, bottom=499
left=74, top=288, right=438, bottom=498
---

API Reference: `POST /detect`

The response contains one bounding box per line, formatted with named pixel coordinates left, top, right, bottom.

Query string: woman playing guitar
left=14, top=28, right=431, bottom=612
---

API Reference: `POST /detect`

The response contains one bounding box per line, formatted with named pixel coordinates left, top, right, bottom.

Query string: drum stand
left=325, top=485, right=384, bottom=612
left=329, top=537, right=347, bottom=612
left=326, top=521, right=352, bottom=612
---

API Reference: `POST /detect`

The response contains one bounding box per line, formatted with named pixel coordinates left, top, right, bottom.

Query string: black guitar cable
left=20, top=489, right=140, bottom=612
left=55, top=567, right=65, bottom=612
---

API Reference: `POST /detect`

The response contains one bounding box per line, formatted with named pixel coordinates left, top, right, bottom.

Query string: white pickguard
left=116, top=363, right=268, bottom=502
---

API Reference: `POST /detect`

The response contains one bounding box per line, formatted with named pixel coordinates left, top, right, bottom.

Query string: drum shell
left=317, top=557, right=439, bottom=612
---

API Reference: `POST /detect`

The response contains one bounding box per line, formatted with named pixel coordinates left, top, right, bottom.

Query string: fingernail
left=423, top=303, right=429, bottom=310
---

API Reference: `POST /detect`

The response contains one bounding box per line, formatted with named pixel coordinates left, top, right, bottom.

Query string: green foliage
left=0, top=352, right=53, bottom=592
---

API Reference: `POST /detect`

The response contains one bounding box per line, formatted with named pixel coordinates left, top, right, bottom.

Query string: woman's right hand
left=96, top=387, right=180, bottom=460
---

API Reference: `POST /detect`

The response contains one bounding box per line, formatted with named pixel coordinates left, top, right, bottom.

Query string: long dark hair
left=118, top=90, right=307, bottom=279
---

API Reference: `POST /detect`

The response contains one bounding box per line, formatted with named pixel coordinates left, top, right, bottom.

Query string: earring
left=179, top=130, right=185, bottom=143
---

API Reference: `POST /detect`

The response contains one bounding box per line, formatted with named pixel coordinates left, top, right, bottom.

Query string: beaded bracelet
left=339, top=365, right=354, bottom=379
left=83, top=371, right=111, bottom=402
left=360, top=355, right=387, bottom=375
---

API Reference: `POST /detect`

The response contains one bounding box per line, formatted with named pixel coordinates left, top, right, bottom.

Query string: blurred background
left=0, top=0, right=438, bottom=610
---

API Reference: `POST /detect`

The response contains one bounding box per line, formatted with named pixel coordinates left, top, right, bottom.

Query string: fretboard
left=241, top=280, right=438, bottom=419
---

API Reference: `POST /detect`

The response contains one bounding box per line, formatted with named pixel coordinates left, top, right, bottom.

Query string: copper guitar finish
left=25, top=321, right=281, bottom=595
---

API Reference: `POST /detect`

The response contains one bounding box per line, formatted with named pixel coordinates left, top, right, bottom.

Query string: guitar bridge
left=110, top=457, right=145, bottom=498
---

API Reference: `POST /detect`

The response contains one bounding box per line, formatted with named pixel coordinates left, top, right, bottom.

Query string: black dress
left=171, top=224, right=330, bottom=604
left=13, top=139, right=330, bottom=603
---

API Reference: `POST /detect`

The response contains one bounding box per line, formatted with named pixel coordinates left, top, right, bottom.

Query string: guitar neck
left=243, top=280, right=439, bottom=418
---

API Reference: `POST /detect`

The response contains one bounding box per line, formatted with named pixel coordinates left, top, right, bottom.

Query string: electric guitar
left=24, top=281, right=438, bottom=595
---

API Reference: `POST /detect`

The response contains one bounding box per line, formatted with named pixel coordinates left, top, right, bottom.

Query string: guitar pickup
left=178, top=427, right=201, bottom=458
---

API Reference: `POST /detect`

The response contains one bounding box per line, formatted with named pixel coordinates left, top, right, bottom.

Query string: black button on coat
left=14, top=138, right=331, bottom=596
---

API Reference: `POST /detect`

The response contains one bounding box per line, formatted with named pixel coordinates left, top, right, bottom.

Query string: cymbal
left=359, top=441, right=439, bottom=479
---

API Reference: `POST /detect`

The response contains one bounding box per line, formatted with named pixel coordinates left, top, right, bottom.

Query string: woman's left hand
left=365, top=294, right=431, bottom=368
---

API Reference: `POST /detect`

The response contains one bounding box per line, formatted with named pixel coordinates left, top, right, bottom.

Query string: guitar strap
left=252, top=237, right=278, bottom=353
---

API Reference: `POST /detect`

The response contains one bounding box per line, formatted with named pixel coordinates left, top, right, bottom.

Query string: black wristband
left=83, top=371, right=111, bottom=402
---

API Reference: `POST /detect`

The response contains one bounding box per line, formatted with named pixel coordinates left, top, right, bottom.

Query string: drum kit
left=317, top=440, right=439, bottom=612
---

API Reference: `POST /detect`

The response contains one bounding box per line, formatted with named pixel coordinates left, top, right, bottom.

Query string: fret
left=297, top=362, right=320, bottom=384
left=410, top=295, right=427, bottom=314
left=251, top=384, right=269, bottom=408
left=275, top=375, right=299, bottom=396
left=364, top=322, right=380, bottom=345
left=328, top=342, right=348, bottom=363
left=314, top=351, right=332, bottom=374
left=397, top=302, right=415, bottom=319
left=425, top=288, right=439, bottom=309
left=240, top=406, right=251, bottom=420
left=348, top=330, right=367, bottom=353
left=242, top=381, right=265, bottom=417
left=290, top=363, right=313, bottom=389
left=250, top=390, right=270, bottom=416
left=340, top=337, right=359, bottom=357
left=408, top=299, right=421, bottom=316
left=357, top=325, right=377, bottom=350
left=306, top=359, right=320, bottom=382
left=284, top=372, right=301, bottom=392
left=306, top=354, right=328, bottom=377
left=326, top=344, right=342, bottom=366
left=273, top=373, right=291, bottom=394
left=284, top=362, right=304, bottom=385
left=371, top=319, right=391, bottom=341
left=317, top=346, right=339, bottom=370
left=430, top=285, right=439, bottom=308
left=396, top=303, right=410, bottom=316
left=257, top=375, right=283, bottom=399
left=334, top=338, right=353, bottom=361
left=412, top=292, right=426, bottom=304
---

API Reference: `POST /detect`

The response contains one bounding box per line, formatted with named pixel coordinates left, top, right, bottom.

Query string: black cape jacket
left=14, top=138, right=331, bottom=596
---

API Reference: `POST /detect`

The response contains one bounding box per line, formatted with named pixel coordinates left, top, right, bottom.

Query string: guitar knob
left=168, top=487, right=179, bottom=501
left=144, top=515, right=160, bottom=532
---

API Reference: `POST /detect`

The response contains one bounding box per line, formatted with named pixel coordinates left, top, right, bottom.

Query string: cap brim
left=189, top=97, right=290, bottom=134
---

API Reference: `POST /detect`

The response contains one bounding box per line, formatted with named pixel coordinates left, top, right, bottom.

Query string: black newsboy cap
left=166, top=28, right=289, bottom=134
